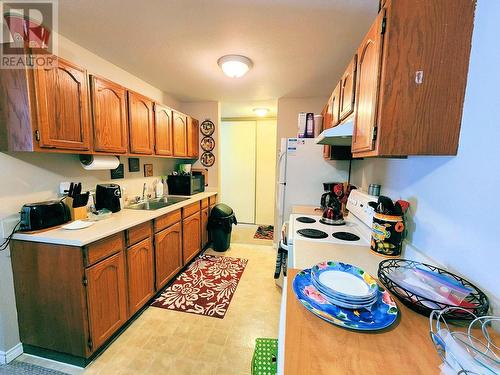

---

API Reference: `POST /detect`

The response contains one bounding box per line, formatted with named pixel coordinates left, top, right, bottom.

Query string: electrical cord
left=0, top=220, right=21, bottom=251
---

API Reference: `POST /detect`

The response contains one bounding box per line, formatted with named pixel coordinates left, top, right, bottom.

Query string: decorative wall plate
left=200, top=119, right=215, bottom=136
left=201, top=136, right=215, bottom=152
left=200, top=152, right=215, bottom=167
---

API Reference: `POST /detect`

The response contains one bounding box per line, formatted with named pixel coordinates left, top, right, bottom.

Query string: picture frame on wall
left=144, top=164, right=153, bottom=177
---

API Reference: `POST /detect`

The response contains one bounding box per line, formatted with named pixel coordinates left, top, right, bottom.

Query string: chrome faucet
left=142, top=183, right=147, bottom=201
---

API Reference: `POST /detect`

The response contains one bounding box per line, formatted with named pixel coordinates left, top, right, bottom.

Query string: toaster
left=20, top=200, right=71, bottom=231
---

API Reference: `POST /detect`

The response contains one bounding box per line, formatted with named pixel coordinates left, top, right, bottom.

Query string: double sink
left=125, top=196, right=189, bottom=211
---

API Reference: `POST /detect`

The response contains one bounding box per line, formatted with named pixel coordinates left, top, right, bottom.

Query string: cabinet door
left=154, top=104, right=173, bottom=156
left=90, top=76, right=128, bottom=153
left=128, top=91, right=154, bottom=154
left=34, top=58, right=91, bottom=150
left=126, top=238, right=154, bottom=315
left=183, top=213, right=201, bottom=264
left=187, top=117, right=199, bottom=158
left=86, top=252, right=127, bottom=350
left=339, top=55, right=357, bottom=121
left=330, top=82, right=341, bottom=127
left=154, top=222, right=182, bottom=290
left=352, top=11, right=385, bottom=153
left=201, top=207, right=209, bottom=248
left=173, top=111, right=188, bottom=157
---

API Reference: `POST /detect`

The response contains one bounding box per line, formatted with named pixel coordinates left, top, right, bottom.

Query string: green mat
left=252, top=338, right=278, bottom=375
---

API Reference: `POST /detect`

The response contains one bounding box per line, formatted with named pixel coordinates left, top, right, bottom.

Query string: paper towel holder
left=79, top=154, right=120, bottom=170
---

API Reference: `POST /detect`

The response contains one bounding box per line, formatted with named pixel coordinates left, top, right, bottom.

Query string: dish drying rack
left=430, top=307, right=499, bottom=374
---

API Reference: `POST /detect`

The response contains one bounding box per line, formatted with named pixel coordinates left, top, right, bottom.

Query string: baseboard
left=0, top=342, right=23, bottom=364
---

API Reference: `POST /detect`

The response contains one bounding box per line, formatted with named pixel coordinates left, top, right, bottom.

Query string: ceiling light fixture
left=253, top=108, right=269, bottom=117
left=217, top=55, right=253, bottom=78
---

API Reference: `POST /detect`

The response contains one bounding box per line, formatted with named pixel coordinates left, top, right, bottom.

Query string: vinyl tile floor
left=16, top=242, right=282, bottom=375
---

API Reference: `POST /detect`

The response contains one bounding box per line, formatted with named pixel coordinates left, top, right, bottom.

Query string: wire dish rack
left=430, top=308, right=499, bottom=374
left=378, top=259, right=489, bottom=319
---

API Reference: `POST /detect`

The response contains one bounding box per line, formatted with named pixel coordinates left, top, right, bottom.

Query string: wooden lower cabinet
left=86, top=251, right=128, bottom=351
left=126, top=238, right=154, bottom=315
left=154, top=222, right=183, bottom=290
left=183, top=212, right=201, bottom=264
left=201, top=207, right=209, bottom=248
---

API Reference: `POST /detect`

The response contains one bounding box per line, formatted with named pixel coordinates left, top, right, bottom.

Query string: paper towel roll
left=80, top=155, right=120, bottom=170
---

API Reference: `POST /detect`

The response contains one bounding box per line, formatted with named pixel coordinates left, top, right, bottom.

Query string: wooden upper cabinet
left=187, top=117, right=199, bottom=158
left=352, top=11, right=384, bottom=154
left=126, top=238, right=154, bottom=315
left=86, top=251, right=127, bottom=351
left=154, top=103, right=173, bottom=156
left=339, top=55, right=357, bottom=121
left=128, top=91, right=154, bottom=155
left=154, top=221, right=182, bottom=290
left=328, top=82, right=341, bottom=128
left=349, top=0, right=474, bottom=157
left=33, top=58, right=91, bottom=151
left=183, top=213, right=201, bottom=265
left=90, top=76, right=128, bottom=153
left=173, top=111, right=188, bottom=157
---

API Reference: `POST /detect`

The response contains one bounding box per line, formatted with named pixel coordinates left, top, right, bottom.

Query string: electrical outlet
left=1, top=215, right=20, bottom=239
left=60, top=182, right=71, bottom=195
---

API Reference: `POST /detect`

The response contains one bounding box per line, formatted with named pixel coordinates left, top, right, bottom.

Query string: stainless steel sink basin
left=125, top=197, right=190, bottom=210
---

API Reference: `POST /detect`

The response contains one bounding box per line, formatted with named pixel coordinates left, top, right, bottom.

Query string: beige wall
left=180, top=102, right=221, bottom=191
left=0, top=34, right=188, bottom=357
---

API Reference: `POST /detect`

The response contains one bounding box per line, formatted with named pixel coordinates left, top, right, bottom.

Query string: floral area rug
left=254, top=225, right=274, bottom=240
left=151, top=254, right=248, bottom=318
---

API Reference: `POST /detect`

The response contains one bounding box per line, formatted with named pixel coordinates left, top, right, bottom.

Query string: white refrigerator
left=274, top=138, right=350, bottom=244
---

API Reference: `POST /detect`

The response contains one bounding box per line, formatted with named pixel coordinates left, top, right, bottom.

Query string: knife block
left=66, top=198, right=88, bottom=221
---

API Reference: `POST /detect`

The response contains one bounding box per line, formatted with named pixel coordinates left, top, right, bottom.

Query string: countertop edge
left=12, top=191, right=217, bottom=247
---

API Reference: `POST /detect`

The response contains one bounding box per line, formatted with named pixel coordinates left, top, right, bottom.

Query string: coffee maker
left=95, top=184, right=122, bottom=212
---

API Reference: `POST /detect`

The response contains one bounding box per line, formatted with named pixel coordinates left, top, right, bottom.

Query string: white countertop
left=12, top=191, right=217, bottom=247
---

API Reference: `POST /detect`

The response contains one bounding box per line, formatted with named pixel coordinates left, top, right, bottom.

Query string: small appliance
left=20, top=200, right=70, bottom=231
left=167, top=174, right=205, bottom=196
left=95, top=184, right=122, bottom=213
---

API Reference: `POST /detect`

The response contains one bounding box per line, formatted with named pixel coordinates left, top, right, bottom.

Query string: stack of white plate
left=311, top=263, right=379, bottom=309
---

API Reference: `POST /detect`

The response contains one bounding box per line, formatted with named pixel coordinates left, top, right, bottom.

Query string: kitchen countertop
left=283, top=269, right=440, bottom=374
left=12, top=191, right=217, bottom=247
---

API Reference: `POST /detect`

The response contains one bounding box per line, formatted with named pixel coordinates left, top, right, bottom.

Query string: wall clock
left=200, top=136, right=215, bottom=152
left=200, top=152, right=215, bottom=167
left=200, top=119, right=215, bottom=136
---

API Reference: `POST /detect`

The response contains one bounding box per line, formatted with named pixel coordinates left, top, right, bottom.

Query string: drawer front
left=201, top=198, right=209, bottom=209
left=85, top=232, right=125, bottom=267
left=183, top=202, right=200, bottom=218
left=209, top=195, right=217, bottom=206
left=126, top=221, right=152, bottom=246
left=154, top=209, right=181, bottom=233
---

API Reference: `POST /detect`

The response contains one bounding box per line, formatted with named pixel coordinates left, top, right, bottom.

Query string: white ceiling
left=59, top=0, right=377, bottom=107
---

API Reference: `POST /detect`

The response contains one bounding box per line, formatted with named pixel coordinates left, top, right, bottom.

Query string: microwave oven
left=167, top=174, right=205, bottom=196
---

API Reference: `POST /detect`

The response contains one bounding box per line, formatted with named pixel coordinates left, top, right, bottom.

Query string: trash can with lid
left=208, top=203, right=237, bottom=252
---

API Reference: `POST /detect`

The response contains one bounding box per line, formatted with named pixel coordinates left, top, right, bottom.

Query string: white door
left=255, top=120, right=277, bottom=225
left=220, top=121, right=257, bottom=224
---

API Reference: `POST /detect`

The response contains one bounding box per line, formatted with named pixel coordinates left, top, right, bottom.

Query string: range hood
left=315, top=117, right=354, bottom=146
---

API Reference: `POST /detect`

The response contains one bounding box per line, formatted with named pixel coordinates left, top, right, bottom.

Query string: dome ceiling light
left=217, top=55, right=253, bottom=78
left=253, top=108, right=269, bottom=117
